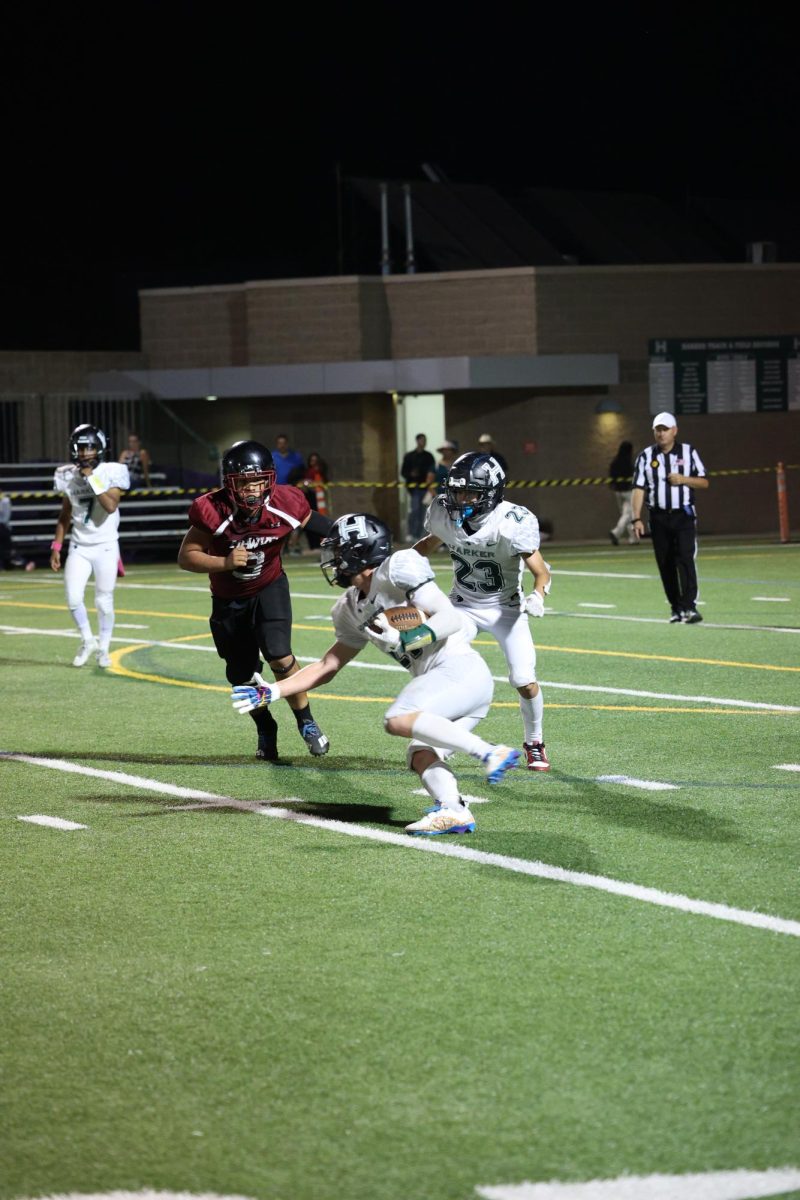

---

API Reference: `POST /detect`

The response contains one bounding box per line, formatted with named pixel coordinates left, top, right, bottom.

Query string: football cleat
left=668, top=610, right=683, bottom=623
left=72, top=637, right=98, bottom=668
left=523, top=741, right=551, bottom=771
left=256, top=732, right=279, bottom=762
left=683, top=608, right=703, bottom=624
left=483, top=745, right=522, bottom=784
left=96, top=649, right=112, bottom=669
left=299, top=718, right=330, bottom=756
left=406, top=808, right=475, bottom=836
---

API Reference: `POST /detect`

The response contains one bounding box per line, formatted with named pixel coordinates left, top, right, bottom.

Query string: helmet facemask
left=70, top=425, right=107, bottom=470
left=444, top=454, right=505, bottom=528
left=225, top=467, right=275, bottom=514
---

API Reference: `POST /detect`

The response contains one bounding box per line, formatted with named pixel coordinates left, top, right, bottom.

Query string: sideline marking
left=596, top=775, right=679, bottom=792
left=578, top=602, right=616, bottom=608
left=752, top=596, right=790, bottom=602
left=773, top=763, right=800, bottom=772
left=3, top=752, right=800, bottom=940
left=17, top=814, right=87, bottom=830
left=476, top=1166, right=800, bottom=1200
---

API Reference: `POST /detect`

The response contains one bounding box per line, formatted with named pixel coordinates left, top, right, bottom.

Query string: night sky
left=3, top=4, right=796, bottom=350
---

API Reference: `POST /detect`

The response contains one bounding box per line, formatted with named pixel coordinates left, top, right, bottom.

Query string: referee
left=631, top=411, right=709, bottom=623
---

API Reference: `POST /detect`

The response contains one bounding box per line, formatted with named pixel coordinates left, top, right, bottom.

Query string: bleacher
left=1, top=462, right=208, bottom=562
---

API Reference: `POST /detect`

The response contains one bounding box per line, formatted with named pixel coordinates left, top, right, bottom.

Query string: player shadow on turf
left=554, top=772, right=742, bottom=844
left=81, top=792, right=409, bottom=828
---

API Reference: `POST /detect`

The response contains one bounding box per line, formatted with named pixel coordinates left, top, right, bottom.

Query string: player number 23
left=451, top=552, right=503, bottom=594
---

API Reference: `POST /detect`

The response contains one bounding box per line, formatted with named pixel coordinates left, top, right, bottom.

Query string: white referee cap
left=652, top=411, right=677, bottom=428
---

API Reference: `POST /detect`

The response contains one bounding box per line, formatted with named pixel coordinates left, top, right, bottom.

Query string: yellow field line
left=106, top=644, right=786, bottom=714
left=5, top=596, right=797, bottom=673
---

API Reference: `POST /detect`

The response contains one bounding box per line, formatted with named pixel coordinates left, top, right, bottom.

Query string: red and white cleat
left=523, top=741, right=551, bottom=771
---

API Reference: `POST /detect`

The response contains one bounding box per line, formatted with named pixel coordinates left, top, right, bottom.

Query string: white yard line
left=578, top=602, right=616, bottom=608
left=476, top=1166, right=800, bottom=1200
left=412, top=787, right=492, bottom=805
left=3, top=752, right=799, bottom=939
left=550, top=610, right=800, bottom=634
left=2, top=624, right=796, bottom=710
left=773, top=764, right=800, bottom=772
left=752, top=596, right=791, bottom=602
left=17, top=814, right=87, bottom=830
left=596, top=775, right=679, bottom=792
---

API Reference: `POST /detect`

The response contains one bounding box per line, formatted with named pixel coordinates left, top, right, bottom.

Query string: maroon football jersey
left=188, top=485, right=311, bottom=598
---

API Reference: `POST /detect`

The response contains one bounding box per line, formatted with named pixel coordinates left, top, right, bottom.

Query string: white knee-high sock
left=68, top=603, right=92, bottom=640
left=95, top=594, right=115, bottom=651
left=418, top=760, right=462, bottom=811
left=410, top=713, right=492, bottom=761
left=519, top=689, right=544, bottom=743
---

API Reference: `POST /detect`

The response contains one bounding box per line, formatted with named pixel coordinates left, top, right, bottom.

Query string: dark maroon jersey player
left=187, top=482, right=310, bottom=599
left=178, top=440, right=332, bottom=761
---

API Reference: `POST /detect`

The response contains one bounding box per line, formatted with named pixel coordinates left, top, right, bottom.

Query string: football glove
left=231, top=674, right=282, bottom=714
left=363, top=612, right=401, bottom=652
left=524, top=591, right=545, bottom=618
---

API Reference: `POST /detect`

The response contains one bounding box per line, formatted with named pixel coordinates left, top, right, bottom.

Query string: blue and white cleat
left=299, top=718, right=330, bottom=756
left=483, top=745, right=522, bottom=784
left=406, top=808, right=475, bottom=836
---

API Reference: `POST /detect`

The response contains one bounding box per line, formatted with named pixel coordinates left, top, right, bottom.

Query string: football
left=379, top=604, right=424, bottom=631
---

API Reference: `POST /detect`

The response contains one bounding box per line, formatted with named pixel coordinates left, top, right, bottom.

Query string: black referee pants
left=648, top=508, right=699, bottom=614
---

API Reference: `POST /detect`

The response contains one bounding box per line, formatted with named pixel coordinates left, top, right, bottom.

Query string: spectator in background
left=608, top=440, right=636, bottom=545
left=0, top=492, right=13, bottom=569
left=477, top=433, right=508, bottom=474
left=119, top=433, right=152, bottom=488
left=299, top=452, right=330, bottom=550
left=400, top=433, right=436, bottom=542
left=273, top=434, right=305, bottom=486
left=432, top=439, right=459, bottom=494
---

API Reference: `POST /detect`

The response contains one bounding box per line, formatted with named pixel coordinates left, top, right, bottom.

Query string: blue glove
left=231, top=679, right=281, bottom=714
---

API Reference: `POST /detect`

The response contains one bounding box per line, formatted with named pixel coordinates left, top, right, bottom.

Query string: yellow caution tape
left=5, top=463, right=797, bottom=501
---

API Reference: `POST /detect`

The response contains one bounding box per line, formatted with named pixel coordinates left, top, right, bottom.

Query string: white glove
left=86, top=472, right=106, bottom=496
left=363, top=611, right=401, bottom=652
left=231, top=672, right=282, bottom=714
left=524, top=591, right=545, bottom=618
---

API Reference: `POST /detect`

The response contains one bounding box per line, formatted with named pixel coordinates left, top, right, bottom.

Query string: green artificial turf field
left=1, top=539, right=799, bottom=1200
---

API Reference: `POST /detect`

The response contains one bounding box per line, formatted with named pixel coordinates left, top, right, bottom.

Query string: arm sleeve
left=409, top=579, right=463, bottom=642
left=306, top=510, right=333, bottom=536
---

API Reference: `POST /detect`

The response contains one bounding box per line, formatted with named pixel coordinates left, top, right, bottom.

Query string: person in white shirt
left=230, top=512, right=522, bottom=835
left=415, top=452, right=552, bottom=771
left=50, top=424, right=130, bottom=668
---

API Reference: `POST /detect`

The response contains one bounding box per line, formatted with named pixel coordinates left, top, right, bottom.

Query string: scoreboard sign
left=648, top=336, right=800, bottom=415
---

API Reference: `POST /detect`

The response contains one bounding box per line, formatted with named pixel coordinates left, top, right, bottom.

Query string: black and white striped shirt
left=633, top=442, right=706, bottom=515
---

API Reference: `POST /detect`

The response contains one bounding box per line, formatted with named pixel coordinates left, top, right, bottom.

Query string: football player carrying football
left=50, top=424, right=130, bottom=669
left=178, top=440, right=332, bottom=761
left=230, top=512, right=521, bottom=836
left=415, top=451, right=552, bottom=771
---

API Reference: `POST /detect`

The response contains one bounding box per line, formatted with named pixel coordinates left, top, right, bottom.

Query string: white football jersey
left=331, top=548, right=474, bottom=677
left=54, top=461, right=130, bottom=546
left=425, top=495, right=540, bottom=607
